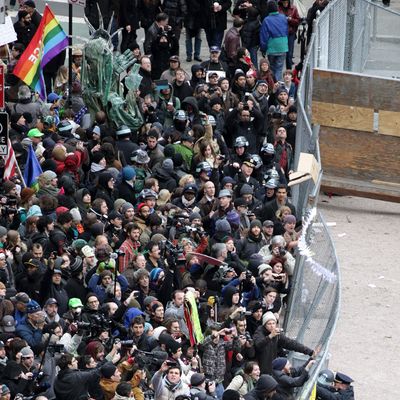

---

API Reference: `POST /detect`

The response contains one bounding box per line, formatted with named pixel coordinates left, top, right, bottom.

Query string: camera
left=238, top=310, right=252, bottom=319
left=48, top=343, right=65, bottom=356
left=205, top=379, right=214, bottom=392
left=279, top=248, right=287, bottom=257
left=133, top=349, right=168, bottom=369
left=245, top=270, right=253, bottom=281
left=217, top=154, right=226, bottom=160
left=1, top=197, right=17, bottom=215
left=115, top=339, right=134, bottom=346
left=185, top=225, right=198, bottom=234
left=76, top=321, right=91, bottom=330
left=244, top=92, right=251, bottom=102
left=166, top=360, right=178, bottom=367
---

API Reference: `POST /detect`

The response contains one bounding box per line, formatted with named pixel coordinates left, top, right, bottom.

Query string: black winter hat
left=100, top=362, right=117, bottom=379
left=256, top=374, right=278, bottom=393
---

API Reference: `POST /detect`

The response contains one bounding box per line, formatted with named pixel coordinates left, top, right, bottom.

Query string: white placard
left=0, top=16, right=17, bottom=46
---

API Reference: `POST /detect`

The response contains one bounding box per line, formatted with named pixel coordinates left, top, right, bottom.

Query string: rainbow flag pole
left=13, top=5, right=69, bottom=100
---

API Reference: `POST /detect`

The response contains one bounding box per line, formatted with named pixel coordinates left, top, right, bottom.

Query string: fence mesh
left=287, top=1, right=400, bottom=398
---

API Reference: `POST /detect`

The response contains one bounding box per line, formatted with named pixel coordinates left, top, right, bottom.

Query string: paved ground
left=319, top=194, right=400, bottom=399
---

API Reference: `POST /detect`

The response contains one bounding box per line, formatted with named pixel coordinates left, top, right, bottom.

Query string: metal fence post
left=344, top=0, right=356, bottom=70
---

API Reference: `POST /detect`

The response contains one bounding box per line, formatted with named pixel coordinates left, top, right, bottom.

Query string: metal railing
left=284, top=1, right=400, bottom=398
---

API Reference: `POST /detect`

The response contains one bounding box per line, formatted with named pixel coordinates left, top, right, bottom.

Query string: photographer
left=200, top=325, right=241, bottom=398
left=225, top=101, right=263, bottom=154
left=54, top=353, right=101, bottom=400
left=190, top=373, right=218, bottom=400
left=253, top=312, right=316, bottom=375
left=233, top=317, right=255, bottom=370
left=258, top=235, right=295, bottom=277
left=39, top=261, right=69, bottom=315
left=151, top=361, right=190, bottom=400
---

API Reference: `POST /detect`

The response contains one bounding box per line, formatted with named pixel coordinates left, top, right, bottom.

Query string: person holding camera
left=253, top=312, right=316, bottom=375
left=232, top=317, right=256, bottom=372
left=258, top=235, right=295, bottom=277
left=190, top=372, right=218, bottom=400
left=152, top=361, right=190, bottom=400
left=200, top=325, right=241, bottom=399
left=54, top=352, right=102, bottom=400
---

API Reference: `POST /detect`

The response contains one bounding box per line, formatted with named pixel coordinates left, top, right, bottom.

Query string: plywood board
left=319, top=126, right=400, bottom=183
left=313, top=69, right=400, bottom=111
left=322, top=175, right=400, bottom=203
left=312, top=101, right=374, bottom=132
left=378, top=110, right=400, bottom=137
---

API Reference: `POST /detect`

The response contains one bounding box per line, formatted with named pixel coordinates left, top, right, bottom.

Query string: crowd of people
left=0, top=0, right=355, bottom=399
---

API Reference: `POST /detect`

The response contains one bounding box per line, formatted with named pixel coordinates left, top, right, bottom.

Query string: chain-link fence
left=285, top=1, right=400, bottom=398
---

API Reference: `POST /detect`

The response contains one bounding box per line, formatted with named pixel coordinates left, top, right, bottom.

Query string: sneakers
left=186, top=56, right=192, bottom=62
left=194, top=56, right=202, bottom=62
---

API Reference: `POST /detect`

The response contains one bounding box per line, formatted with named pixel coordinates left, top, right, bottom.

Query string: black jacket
left=200, top=0, right=232, bottom=31
left=65, top=276, right=88, bottom=303
left=272, top=365, right=309, bottom=399
left=258, top=199, right=296, bottom=223
left=139, top=67, right=154, bottom=98
left=241, top=18, right=261, bottom=49
left=54, top=368, right=101, bottom=400
left=117, top=180, right=137, bottom=202
left=253, top=325, right=313, bottom=374
left=152, top=166, right=178, bottom=192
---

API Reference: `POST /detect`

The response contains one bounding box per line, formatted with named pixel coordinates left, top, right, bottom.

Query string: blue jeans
left=205, top=29, right=224, bottom=49
left=286, top=33, right=296, bottom=69
left=268, top=53, right=286, bottom=81
left=215, top=383, right=225, bottom=400
left=186, top=28, right=202, bottom=58
left=249, top=46, right=258, bottom=68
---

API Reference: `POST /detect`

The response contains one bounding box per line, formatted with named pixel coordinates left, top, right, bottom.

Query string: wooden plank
left=322, top=175, right=400, bottom=203
left=378, top=110, right=400, bottom=137
left=319, top=126, right=400, bottom=183
left=313, top=69, right=400, bottom=111
left=312, top=101, right=374, bottom=132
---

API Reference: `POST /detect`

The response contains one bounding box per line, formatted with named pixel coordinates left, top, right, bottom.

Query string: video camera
left=1, top=197, right=18, bottom=216
left=132, top=349, right=168, bottom=369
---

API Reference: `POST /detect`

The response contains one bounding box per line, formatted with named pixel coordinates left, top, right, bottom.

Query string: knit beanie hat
left=122, top=166, right=136, bottom=181
left=250, top=219, right=262, bottom=229
left=272, top=357, right=288, bottom=371
left=215, top=219, right=231, bottom=233
left=101, top=362, right=117, bottom=379
left=162, top=158, right=174, bottom=172
left=262, top=311, right=277, bottom=325
left=256, top=374, right=278, bottom=393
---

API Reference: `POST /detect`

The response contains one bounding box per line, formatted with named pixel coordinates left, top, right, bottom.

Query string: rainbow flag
left=13, top=5, right=68, bottom=100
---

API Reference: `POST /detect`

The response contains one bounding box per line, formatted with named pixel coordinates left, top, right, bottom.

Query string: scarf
left=113, top=394, right=134, bottom=400
left=248, top=231, right=263, bottom=243
left=163, top=376, right=183, bottom=393
left=182, top=196, right=196, bottom=207
left=91, top=162, right=105, bottom=173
